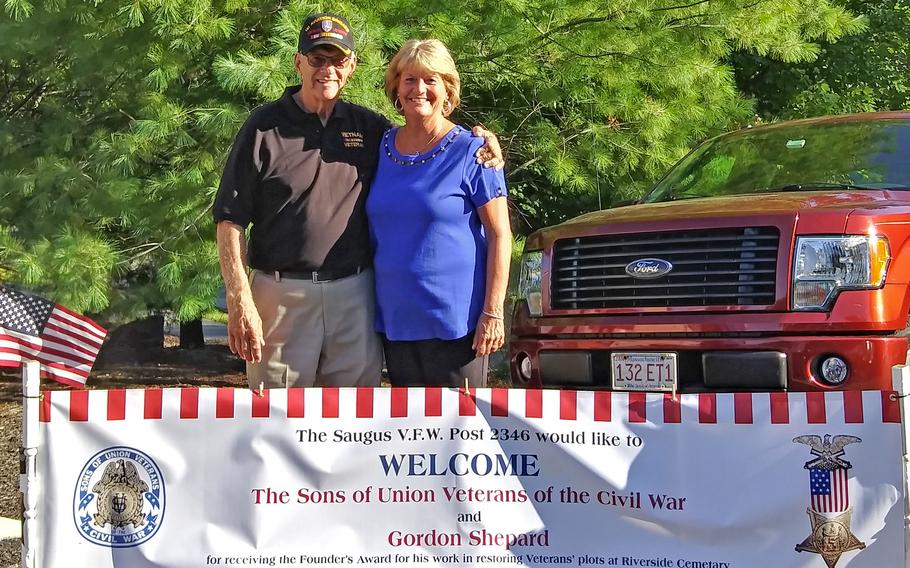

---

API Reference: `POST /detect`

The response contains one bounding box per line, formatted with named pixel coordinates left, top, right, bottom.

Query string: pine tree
left=1, top=0, right=867, bottom=320
left=1, top=0, right=249, bottom=319
left=734, top=0, right=909, bottom=119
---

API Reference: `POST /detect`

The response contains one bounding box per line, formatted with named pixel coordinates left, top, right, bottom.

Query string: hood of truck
left=572, top=191, right=896, bottom=224
left=528, top=190, right=910, bottom=248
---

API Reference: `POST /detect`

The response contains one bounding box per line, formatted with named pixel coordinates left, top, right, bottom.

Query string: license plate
left=611, top=352, right=677, bottom=392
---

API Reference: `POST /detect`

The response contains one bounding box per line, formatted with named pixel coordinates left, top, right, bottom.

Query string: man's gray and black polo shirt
left=213, top=86, right=392, bottom=274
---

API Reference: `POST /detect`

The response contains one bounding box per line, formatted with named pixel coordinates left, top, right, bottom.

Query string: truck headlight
left=518, top=251, right=543, bottom=317
left=792, top=235, right=890, bottom=311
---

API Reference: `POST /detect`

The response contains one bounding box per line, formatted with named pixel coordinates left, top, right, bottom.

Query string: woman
left=366, top=39, right=511, bottom=387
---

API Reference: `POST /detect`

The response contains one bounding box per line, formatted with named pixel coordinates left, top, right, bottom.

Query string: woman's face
left=397, top=66, right=448, bottom=120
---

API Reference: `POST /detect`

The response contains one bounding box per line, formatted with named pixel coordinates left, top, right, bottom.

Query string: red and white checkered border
left=39, top=388, right=901, bottom=425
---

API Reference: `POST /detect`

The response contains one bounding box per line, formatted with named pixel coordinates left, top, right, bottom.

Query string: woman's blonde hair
left=384, top=39, right=461, bottom=116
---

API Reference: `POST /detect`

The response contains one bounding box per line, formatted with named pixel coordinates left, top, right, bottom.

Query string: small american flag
left=809, top=467, right=849, bottom=513
left=0, top=284, right=106, bottom=387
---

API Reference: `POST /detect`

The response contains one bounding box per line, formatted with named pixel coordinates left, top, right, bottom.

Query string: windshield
left=643, top=119, right=910, bottom=203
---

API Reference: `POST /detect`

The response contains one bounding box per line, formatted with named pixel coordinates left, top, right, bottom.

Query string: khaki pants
left=246, top=269, right=382, bottom=388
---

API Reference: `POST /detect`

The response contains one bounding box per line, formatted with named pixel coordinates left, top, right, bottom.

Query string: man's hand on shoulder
left=471, top=126, right=504, bottom=171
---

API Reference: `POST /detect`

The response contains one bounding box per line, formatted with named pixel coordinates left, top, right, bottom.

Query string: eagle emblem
left=92, top=459, right=149, bottom=529
left=793, top=434, right=862, bottom=470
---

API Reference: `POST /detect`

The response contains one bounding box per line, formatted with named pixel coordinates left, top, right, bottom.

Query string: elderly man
left=214, top=13, right=500, bottom=388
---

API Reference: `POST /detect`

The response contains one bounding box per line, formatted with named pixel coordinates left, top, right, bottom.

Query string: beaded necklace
left=383, top=128, right=460, bottom=166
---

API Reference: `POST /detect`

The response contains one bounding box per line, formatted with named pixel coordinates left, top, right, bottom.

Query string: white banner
left=35, top=387, right=905, bottom=568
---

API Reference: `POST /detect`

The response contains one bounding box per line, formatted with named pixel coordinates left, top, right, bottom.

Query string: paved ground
left=164, top=319, right=228, bottom=342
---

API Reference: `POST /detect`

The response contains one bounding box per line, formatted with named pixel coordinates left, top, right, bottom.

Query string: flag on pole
left=0, top=284, right=106, bottom=387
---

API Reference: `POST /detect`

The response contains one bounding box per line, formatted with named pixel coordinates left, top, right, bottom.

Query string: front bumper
left=509, top=335, right=909, bottom=392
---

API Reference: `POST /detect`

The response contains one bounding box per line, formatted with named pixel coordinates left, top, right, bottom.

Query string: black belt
left=266, top=266, right=364, bottom=283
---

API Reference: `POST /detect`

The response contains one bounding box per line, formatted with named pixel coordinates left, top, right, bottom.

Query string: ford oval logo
left=625, top=258, right=673, bottom=279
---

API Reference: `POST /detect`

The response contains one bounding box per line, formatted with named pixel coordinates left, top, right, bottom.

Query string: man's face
left=294, top=46, right=357, bottom=103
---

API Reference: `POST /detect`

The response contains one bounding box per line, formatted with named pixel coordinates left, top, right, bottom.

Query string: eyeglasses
left=304, top=53, right=353, bottom=68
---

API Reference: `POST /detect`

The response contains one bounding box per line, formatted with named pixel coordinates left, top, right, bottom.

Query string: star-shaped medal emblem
left=796, top=508, right=865, bottom=568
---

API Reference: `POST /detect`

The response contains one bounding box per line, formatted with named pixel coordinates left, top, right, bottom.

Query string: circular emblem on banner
left=73, top=446, right=165, bottom=547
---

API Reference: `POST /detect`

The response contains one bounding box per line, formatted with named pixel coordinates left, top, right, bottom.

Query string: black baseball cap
left=298, top=13, right=355, bottom=56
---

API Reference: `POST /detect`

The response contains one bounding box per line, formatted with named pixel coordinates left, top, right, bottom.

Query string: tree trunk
left=179, top=319, right=205, bottom=349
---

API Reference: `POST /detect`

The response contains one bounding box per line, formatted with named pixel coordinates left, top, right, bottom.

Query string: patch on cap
left=299, top=13, right=354, bottom=55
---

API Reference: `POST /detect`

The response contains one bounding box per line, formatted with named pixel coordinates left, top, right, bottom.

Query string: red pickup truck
left=509, top=112, right=910, bottom=393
